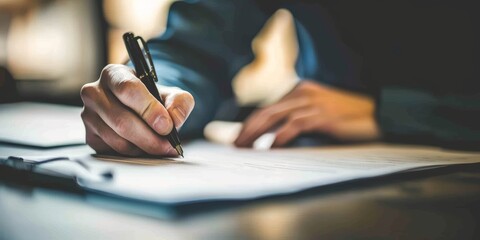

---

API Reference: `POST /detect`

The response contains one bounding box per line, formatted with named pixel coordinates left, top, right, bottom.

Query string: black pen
left=123, top=32, right=184, bottom=157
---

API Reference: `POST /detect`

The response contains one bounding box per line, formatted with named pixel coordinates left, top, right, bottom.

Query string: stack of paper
left=63, top=141, right=480, bottom=204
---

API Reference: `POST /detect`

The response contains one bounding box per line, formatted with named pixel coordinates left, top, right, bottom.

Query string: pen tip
left=175, top=145, right=184, bottom=158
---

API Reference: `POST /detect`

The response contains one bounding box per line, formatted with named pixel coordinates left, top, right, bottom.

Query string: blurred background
left=0, top=0, right=176, bottom=104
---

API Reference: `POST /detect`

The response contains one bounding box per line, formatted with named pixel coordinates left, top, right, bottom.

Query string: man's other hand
left=80, top=64, right=194, bottom=156
left=234, top=81, right=379, bottom=148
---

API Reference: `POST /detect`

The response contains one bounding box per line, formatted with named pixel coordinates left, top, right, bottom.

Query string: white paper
left=0, top=102, right=85, bottom=147
left=63, top=141, right=480, bottom=204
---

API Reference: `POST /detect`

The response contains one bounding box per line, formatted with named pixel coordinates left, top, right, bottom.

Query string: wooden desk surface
left=1, top=143, right=479, bottom=240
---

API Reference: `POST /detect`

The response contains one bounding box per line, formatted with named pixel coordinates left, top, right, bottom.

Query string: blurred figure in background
left=80, top=0, right=479, bottom=156
left=81, top=0, right=377, bottom=156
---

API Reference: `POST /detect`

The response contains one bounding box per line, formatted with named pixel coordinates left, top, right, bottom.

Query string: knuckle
left=80, top=108, right=89, bottom=121
left=288, top=117, right=304, bottom=129
left=266, top=109, right=281, bottom=121
left=99, top=66, right=112, bottom=83
left=299, top=81, right=317, bottom=94
left=80, top=83, right=97, bottom=101
left=100, top=64, right=119, bottom=80
left=100, top=64, right=136, bottom=85
left=115, top=79, right=140, bottom=101
left=246, top=111, right=266, bottom=125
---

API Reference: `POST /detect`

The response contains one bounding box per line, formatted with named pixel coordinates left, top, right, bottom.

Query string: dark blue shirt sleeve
left=145, top=1, right=371, bottom=139
left=146, top=1, right=268, bottom=139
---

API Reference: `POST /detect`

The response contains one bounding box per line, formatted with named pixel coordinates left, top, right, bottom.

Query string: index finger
left=234, top=98, right=309, bottom=147
left=100, top=64, right=174, bottom=136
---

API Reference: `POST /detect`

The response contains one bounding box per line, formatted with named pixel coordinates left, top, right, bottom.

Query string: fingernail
left=153, top=116, right=171, bottom=135
left=171, top=107, right=186, bottom=126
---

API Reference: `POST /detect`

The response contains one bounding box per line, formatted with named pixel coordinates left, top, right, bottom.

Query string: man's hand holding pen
left=80, top=65, right=378, bottom=156
left=80, top=33, right=377, bottom=156
left=80, top=64, right=194, bottom=157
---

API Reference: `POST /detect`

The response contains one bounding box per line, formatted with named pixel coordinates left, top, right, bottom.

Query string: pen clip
left=135, top=36, right=158, bottom=82
left=123, top=32, right=150, bottom=81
